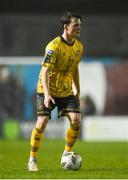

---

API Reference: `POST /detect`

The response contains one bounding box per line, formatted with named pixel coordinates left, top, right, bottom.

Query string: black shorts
left=37, top=93, right=80, bottom=118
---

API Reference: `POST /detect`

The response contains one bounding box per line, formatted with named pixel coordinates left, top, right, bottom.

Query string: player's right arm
left=42, top=66, right=55, bottom=108
left=41, top=39, right=59, bottom=107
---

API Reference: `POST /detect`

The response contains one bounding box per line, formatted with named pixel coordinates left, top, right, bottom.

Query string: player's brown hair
left=60, top=11, right=82, bottom=29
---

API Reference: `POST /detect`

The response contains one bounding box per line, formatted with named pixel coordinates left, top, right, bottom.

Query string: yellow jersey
left=37, top=36, right=83, bottom=97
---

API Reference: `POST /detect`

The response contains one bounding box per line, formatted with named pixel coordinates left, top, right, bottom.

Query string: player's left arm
left=73, top=42, right=83, bottom=105
left=72, top=65, right=80, bottom=105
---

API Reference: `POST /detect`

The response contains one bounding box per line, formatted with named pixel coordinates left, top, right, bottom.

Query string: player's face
left=67, top=17, right=81, bottom=38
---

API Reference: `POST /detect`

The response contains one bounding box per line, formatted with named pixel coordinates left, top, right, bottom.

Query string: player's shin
left=29, top=127, right=44, bottom=162
left=64, top=124, right=80, bottom=152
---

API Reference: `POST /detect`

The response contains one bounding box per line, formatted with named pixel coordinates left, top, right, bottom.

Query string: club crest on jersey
left=75, top=50, right=80, bottom=57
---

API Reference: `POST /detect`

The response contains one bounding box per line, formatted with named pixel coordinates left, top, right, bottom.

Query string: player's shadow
left=37, top=168, right=62, bottom=173
left=86, top=167, right=128, bottom=171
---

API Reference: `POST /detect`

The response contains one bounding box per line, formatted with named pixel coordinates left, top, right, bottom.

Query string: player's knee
left=70, top=114, right=81, bottom=129
left=36, top=116, right=49, bottom=131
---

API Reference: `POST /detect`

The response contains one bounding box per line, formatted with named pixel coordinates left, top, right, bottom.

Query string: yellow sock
left=30, top=127, right=44, bottom=158
left=64, top=126, right=80, bottom=152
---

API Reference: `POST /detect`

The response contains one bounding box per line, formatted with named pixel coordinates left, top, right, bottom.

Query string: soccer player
left=27, top=11, right=83, bottom=171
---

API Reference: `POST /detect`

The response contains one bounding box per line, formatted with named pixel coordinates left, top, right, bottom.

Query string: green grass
left=0, top=139, right=128, bottom=179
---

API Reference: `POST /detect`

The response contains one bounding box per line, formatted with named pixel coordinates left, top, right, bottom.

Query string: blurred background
left=0, top=0, right=128, bottom=141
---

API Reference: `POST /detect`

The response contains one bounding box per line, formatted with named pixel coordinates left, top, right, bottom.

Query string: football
left=61, top=152, right=82, bottom=170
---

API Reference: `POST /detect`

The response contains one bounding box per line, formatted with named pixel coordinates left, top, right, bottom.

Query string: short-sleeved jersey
left=37, top=36, right=83, bottom=97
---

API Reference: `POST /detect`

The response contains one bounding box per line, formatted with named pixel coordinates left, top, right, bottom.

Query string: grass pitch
left=0, top=139, right=128, bottom=179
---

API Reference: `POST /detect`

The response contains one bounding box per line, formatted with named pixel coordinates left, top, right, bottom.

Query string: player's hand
left=44, top=94, right=55, bottom=108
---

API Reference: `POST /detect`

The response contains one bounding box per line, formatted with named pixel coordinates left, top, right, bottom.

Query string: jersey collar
left=60, top=36, right=75, bottom=46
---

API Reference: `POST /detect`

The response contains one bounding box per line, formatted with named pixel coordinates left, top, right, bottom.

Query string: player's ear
left=64, top=24, right=68, bottom=30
